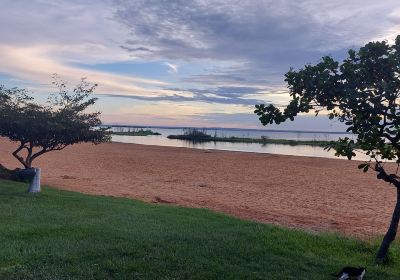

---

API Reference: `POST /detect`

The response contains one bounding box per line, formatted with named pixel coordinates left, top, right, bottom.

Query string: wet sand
left=0, top=138, right=397, bottom=239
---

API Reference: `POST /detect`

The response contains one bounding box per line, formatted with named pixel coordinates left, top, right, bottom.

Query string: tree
left=255, top=36, right=400, bottom=262
left=0, top=75, right=111, bottom=191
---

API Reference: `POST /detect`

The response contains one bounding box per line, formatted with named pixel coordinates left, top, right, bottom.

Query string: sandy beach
left=0, top=138, right=397, bottom=239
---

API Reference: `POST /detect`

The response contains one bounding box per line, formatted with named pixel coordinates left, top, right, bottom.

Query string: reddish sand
left=0, top=139, right=397, bottom=238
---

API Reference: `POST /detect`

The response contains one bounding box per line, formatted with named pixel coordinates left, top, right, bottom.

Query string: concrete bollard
left=28, top=167, right=41, bottom=193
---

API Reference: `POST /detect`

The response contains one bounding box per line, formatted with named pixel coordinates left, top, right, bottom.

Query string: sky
left=1, top=0, right=400, bottom=130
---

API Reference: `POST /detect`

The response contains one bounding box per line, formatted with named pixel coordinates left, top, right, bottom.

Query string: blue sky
left=1, top=0, right=400, bottom=130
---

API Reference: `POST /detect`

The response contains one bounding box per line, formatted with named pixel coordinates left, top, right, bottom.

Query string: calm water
left=110, top=126, right=367, bottom=160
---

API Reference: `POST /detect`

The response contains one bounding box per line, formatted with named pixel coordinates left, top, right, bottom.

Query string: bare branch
left=12, top=141, right=29, bottom=169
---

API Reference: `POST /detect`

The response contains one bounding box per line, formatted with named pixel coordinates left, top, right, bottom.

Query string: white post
left=28, top=168, right=41, bottom=193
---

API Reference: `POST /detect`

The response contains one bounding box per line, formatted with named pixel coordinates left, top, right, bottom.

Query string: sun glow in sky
left=1, top=0, right=400, bottom=130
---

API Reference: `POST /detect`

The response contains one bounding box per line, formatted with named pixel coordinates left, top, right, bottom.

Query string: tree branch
left=374, top=160, right=400, bottom=188
left=12, top=141, right=29, bottom=169
left=28, top=147, right=48, bottom=167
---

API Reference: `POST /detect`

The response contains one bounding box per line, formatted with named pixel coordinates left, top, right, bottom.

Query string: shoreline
left=109, top=140, right=366, bottom=161
left=0, top=138, right=396, bottom=239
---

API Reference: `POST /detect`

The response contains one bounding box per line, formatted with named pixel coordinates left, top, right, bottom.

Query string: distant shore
left=0, top=138, right=396, bottom=238
left=102, top=124, right=351, bottom=135
left=111, top=128, right=161, bottom=136
left=167, top=134, right=330, bottom=146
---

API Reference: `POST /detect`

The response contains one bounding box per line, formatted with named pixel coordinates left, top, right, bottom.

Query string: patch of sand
left=0, top=139, right=397, bottom=238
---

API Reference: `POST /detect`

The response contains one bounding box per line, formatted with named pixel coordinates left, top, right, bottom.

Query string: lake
left=109, top=126, right=367, bottom=160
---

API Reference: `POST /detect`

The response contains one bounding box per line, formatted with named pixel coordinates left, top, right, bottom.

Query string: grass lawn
left=0, top=179, right=399, bottom=279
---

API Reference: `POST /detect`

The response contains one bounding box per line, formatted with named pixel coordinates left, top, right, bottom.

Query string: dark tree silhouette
left=0, top=75, right=110, bottom=191
left=255, top=36, right=400, bottom=262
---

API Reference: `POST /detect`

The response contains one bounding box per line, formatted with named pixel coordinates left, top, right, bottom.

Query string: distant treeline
left=111, top=128, right=161, bottom=136
left=167, top=128, right=330, bottom=146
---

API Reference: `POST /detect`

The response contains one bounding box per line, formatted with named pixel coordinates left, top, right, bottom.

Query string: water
left=109, top=126, right=367, bottom=160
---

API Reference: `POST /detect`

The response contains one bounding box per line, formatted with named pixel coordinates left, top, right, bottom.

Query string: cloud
left=0, top=44, right=171, bottom=96
left=0, top=0, right=131, bottom=63
left=115, top=0, right=400, bottom=56
left=1, top=1, right=400, bottom=127
left=100, top=85, right=276, bottom=106
left=0, top=0, right=177, bottom=99
left=164, top=62, right=179, bottom=73
left=114, top=0, right=400, bottom=86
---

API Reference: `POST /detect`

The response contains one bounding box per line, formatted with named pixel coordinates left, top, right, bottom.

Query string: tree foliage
left=255, top=36, right=400, bottom=262
left=257, top=37, right=400, bottom=161
left=0, top=75, right=110, bottom=169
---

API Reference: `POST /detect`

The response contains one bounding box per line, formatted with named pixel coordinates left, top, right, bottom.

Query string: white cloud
left=0, top=44, right=169, bottom=96
left=164, top=62, right=179, bottom=73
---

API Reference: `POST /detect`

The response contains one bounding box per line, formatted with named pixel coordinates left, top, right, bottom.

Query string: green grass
left=0, top=179, right=399, bottom=279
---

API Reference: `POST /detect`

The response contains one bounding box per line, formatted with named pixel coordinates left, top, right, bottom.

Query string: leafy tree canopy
left=255, top=36, right=400, bottom=262
left=256, top=36, right=400, bottom=164
left=0, top=75, right=110, bottom=169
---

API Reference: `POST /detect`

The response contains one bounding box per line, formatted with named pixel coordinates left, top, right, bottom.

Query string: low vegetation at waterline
left=1, top=179, right=400, bottom=279
left=167, top=128, right=329, bottom=146
left=111, top=128, right=161, bottom=136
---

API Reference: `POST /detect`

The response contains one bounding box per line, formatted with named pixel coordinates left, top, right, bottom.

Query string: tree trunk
left=28, top=168, right=41, bottom=193
left=376, top=186, right=400, bottom=262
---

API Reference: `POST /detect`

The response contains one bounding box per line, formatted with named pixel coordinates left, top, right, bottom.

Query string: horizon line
left=101, top=124, right=351, bottom=134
